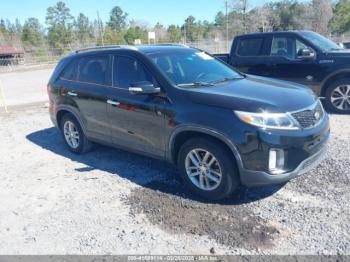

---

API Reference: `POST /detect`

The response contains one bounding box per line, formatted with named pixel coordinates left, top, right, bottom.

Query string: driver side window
left=113, top=56, right=155, bottom=89
left=296, top=39, right=309, bottom=55
left=270, top=37, right=311, bottom=59
left=271, top=37, right=295, bottom=59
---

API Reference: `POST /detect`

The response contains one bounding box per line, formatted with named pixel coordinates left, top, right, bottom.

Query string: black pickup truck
left=215, top=31, right=350, bottom=113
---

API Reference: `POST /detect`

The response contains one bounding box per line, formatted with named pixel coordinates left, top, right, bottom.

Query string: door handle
left=67, top=91, right=78, bottom=97
left=107, top=99, right=120, bottom=106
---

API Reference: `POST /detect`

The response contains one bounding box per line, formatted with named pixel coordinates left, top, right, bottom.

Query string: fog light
left=269, top=149, right=285, bottom=174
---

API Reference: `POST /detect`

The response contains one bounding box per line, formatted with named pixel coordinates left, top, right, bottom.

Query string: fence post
left=0, top=80, right=9, bottom=113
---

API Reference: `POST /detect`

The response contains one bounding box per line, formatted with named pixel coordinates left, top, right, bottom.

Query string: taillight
left=47, top=84, right=56, bottom=113
left=47, top=84, right=52, bottom=98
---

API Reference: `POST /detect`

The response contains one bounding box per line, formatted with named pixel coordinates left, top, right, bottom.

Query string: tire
left=177, top=137, right=240, bottom=200
left=324, top=78, right=350, bottom=114
left=60, top=113, right=93, bottom=154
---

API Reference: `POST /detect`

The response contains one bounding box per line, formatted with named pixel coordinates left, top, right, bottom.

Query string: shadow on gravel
left=26, top=127, right=283, bottom=205
left=27, top=127, right=285, bottom=249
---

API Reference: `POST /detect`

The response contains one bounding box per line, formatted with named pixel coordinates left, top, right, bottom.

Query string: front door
left=107, top=55, right=166, bottom=158
left=265, top=35, right=323, bottom=90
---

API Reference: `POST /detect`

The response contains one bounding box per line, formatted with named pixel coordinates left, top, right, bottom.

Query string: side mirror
left=129, top=81, right=161, bottom=95
left=297, top=48, right=315, bottom=60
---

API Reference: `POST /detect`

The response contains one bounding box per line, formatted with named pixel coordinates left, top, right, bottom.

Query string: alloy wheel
left=63, top=121, right=80, bottom=149
left=185, top=148, right=223, bottom=191
left=331, top=85, right=350, bottom=110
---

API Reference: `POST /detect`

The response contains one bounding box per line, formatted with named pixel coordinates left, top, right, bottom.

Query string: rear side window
left=237, top=38, right=263, bottom=56
left=113, top=56, right=154, bottom=89
left=60, top=60, right=78, bottom=81
left=77, top=56, right=108, bottom=85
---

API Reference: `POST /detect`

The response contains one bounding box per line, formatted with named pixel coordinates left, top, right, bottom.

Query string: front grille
left=291, top=101, right=324, bottom=129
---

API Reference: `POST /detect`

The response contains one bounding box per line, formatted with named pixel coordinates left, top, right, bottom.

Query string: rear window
left=237, top=38, right=263, bottom=56
left=77, top=56, right=108, bottom=85
left=60, top=60, right=78, bottom=81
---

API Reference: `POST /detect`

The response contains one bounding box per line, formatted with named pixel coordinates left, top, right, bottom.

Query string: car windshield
left=300, top=31, right=343, bottom=51
left=147, top=48, right=242, bottom=86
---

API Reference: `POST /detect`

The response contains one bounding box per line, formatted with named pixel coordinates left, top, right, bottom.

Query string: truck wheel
left=324, top=78, right=350, bottom=114
left=60, top=113, right=93, bottom=154
left=177, top=137, right=240, bottom=201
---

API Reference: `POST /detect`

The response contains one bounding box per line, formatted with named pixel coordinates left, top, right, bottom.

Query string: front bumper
left=237, top=114, right=330, bottom=187
left=240, top=142, right=328, bottom=186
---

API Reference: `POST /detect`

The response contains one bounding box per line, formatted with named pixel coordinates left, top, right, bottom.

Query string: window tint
left=271, top=37, right=295, bottom=59
left=296, top=39, right=308, bottom=54
left=271, top=37, right=312, bottom=59
left=77, top=56, right=108, bottom=85
left=60, top=60, right=78, bottom=80
left=237, top=38, right=263, bottom=56
left=114, top=56, right=154, bottom=89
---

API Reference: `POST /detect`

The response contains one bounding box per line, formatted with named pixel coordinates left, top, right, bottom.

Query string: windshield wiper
left=210, top=76, right=242, bottom=84
left=177, top=82, right=215, bottom=87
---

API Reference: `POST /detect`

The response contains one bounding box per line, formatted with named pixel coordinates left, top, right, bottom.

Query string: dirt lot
left=0, top=68, right=53, bottom=106
left=0, top=104, right=349, bottom=255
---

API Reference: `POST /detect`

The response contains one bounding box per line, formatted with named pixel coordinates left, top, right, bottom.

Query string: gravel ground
left=0, top=104, right=349, bottom=255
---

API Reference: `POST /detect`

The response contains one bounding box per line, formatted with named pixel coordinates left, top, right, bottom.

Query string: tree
left=183, top=16, right=199, bottom=42
left=270, top=0, right=308, bottom=31
left=103, top=25, right=126, bottom=45
left=0, top=19, right=6, bottom=33
left=124, top=20, right=148, bottom=44
left=329, top=0, right=350, bottom=34
left=167, top=25, right=182, bottom=42
left=231, top=0, right=249, bottom=33
left=46, top=1, right=74, bottom=49
left=249, top=6, right=276, bottom=32
left=15, top=19, right=22, bottom=34
left=154, top=22, right=168, bottom=42
left=311, top=0, right=332, bottom=35
left=22, top=18, right=44, bottom=46
left=214, top=11, right=226, bottom=28
left=75, top=13, right=93, bottom=45
left=107, top=6, right=128, bottom=32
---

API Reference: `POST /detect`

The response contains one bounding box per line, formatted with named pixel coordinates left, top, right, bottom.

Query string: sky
left=0, top=0, right=274, bottom=27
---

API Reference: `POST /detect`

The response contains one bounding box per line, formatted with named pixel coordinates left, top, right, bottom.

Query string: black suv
left=48, top=45, right=330, bottom=200
left=215, top=31, right=350, bottom=113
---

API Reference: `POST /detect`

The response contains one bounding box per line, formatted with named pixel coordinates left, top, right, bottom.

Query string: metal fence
left=6, top=34, right=350, bottom=73
left=0, top=40, right=230, bottom=73
left=0, top=53, right=61, bottom=73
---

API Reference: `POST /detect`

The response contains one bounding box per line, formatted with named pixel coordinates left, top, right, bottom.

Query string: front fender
left=166, top=124, right=244, bottom=171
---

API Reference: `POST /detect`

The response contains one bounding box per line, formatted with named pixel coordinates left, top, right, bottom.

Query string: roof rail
left=144, top=43, right=190, bottom=47
left=75, top=45, right=137, bottom=53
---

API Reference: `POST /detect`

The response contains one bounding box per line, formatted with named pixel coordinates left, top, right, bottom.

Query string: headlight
left=234, top=111, right=299, bottom=130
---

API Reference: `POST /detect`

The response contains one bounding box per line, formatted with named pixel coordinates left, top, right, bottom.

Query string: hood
left=183, top=75, right=318, bottom=113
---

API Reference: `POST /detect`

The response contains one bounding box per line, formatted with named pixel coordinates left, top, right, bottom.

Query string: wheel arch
left=168, top=126, right=243, bottom=172
left=56, top=105, right=87, bottom=133
left=321, top=69, right=350, bottom=97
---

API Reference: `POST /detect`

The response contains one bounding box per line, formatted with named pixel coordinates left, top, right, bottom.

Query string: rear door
left=59, top=54, right=112, bottom=141
left=106, top=54, right=166, bottom=158
left=231, top=36, right=271, bottom=77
